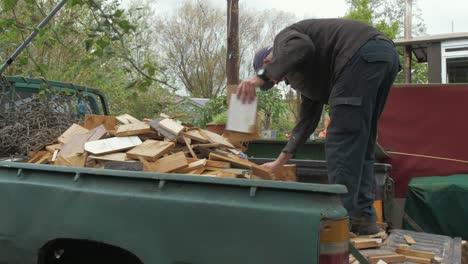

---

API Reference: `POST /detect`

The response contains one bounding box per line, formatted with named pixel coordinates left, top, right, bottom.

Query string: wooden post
left=404, top=0, right=413, bottom=83
left=226, top=0, right=239, bottom=104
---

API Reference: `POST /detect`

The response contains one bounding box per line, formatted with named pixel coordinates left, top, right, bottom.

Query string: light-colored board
left=176, top=159, right=207, bottom=174
left=149, top=118, right=178, bottom=140
left=116, top=114, right=141, bottom=124
left=205, top=167, right=248, bottom=175
left=28, top=151, right=49, bottom=163
left=226, top=95, right=257, bottom=133
left=206, top=160, right=231, bottom=168
left=274, top=164, right=297, bottom=181
left=58, top=124, right=89, bottom=144
left=403, top=235, right=416, bottom=245
left=89, top=152, right=129, bottom=162
left=59, top=125, right=108, bottom=158
left=185, top=167, right=206, bottom=175
left=395, top=247, right=435, bottom=259
left=84, top=136, right=142, bottom=155
left=144, top=152, right=188, bottom=173
left=367, top=254, right=406, bottom=264
left=183, top=136, right=198, bottom=159
left=182, top=130, right=209, bottom=143
left=199, top=129, right=235, bottom=148
left=209, top=151, right=251, bottom=169
left=35, top=152, right=52, bottom=164
left=405, top=256, right=431, bottom=264
left=84, top=114, right=118, bottom=131
left=51, top=150, right=59, bottom=162
left=54, top=153, right=87, bottom=167
left=126, top=140, right=175, bottom=161
left=115, top=122, right=152, bottom=137
left=158, top=118, right=185, bottom=135
left=46, top=144, right=62, bottom=153
left=351, top=240, right=383, bottom=249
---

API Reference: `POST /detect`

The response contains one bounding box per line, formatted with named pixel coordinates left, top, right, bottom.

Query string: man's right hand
left=236, top=76, right=264, bottom=104
left=261, top=151, right=293, bottom=174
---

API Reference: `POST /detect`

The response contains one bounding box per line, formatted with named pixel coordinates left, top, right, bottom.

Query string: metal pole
left=226, top=0, right=239, bottom=104
left=404, top=0, right=412, bottom=83
left=0, top=0, right=68, bottom=76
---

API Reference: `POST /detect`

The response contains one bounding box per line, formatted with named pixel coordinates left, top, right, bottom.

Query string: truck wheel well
left=37, top=238, right=143, bottom=264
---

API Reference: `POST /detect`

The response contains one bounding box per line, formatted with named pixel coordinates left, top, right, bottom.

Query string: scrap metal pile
left=23, top=113, right=297, bottom=181
left=0, top=95, right=78, bottom=158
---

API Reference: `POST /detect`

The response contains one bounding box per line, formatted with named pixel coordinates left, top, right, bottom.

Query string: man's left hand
left=236, top=76, right=264, bottom=104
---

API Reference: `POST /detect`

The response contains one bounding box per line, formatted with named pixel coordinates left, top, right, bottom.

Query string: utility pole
left=404, top=0, right=413, bottom=83
left=226, top=0, right=239, bottom=104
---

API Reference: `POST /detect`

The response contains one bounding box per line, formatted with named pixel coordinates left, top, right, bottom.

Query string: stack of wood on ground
left=26, top=114, right=297, bottom=182
left=349, top=231, right=447, bottom=264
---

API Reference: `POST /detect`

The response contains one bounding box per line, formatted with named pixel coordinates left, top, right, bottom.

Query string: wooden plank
left=209, top=152, right=251, bottom=169
left=89, top=152, right=129, bottom=162
left=199, top=129, right=235, bottom=148
left=351, top=240, right=383, bottom=249
left=405, top=256, right=432, bottom=264
left=274, top=164, right=297, bottom=181
left=84, top=114, right=117, bottom=131
left=51, top=149, right=59, bottom=162
left=149, top=117, right=177, bottom=140
left=28, top=151, right=49, bottom=163
left=126, top=140, right=175, bottom=161
left=158, top=118, right=185, bottom=135
left=55, top=153, right=87, bottom=167
left=205, top=167, right=248, bottom=175
left=176, top=159, right=207, bottom=174
left=59, top=125, right=108, bottom=158
left=403, top=235, right=416, bottom=245
left=144, top=152, right=188, bottom=173
left=35, top=152, right=52, bottom=164
left=58, top=124, right=89, bottom=144
left=46, top=144, right=62, bottom=153
left=104, top=161, right=143, bottom=171
left=206, top=160, right=231, bottom=168
left=182, top=129, right=209, bottom=143
left=395, top=247, right=435, bottom=259
left=183, top=136, right=198, bottom=159
left=368, top=254, right=406, bottom=264
left=138, top=131, right=163, bottom=141
left=84, top=136, right=142, bottom=155
left=115, top=122, right=152, bottom=137
left=185, top=167, right=206, bottom=175
left=116, top=114, right=141, bottom=124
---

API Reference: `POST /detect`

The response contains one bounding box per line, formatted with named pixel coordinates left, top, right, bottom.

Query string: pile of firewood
left=26, top=113, right=296, bottom=182
left=349, top=231, right=444, bottom=264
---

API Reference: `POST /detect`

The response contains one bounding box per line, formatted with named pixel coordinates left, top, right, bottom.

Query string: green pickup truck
left=0, top=77, right=350, bottom=264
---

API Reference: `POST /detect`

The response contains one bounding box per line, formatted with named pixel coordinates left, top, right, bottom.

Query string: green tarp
left=403, top=175, right=468, bottom=239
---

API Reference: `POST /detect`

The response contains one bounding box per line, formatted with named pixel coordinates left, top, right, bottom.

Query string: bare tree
left=154, top=0, right=227, bottom=98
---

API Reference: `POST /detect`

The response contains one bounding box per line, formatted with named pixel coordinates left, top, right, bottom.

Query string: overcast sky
left=144, top=0, right=468, bottom=35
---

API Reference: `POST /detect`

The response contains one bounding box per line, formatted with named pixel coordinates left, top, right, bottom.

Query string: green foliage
left=344, top=0, right=428, bottom=83
left=0, top=0, right=177, bottom=120
left=196, top=95, right=228, bottom=128
left=257, top=88, right=289, bottom=131
left=211, top=111, right=227, bottom=124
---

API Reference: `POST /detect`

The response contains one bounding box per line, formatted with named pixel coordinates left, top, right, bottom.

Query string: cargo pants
left=325, top=38, right=400, bottom=221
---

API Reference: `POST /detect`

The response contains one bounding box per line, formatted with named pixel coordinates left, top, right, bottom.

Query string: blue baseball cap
left=253, top=46, right=275, bottom=91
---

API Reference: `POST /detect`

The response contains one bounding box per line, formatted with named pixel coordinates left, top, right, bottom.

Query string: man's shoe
left=350, top=222, right=382, bottom=236
left=350, top=217, right=383, bottom=236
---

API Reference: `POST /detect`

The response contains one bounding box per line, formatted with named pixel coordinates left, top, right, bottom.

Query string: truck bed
left=0, top=161, right=347, bottom=264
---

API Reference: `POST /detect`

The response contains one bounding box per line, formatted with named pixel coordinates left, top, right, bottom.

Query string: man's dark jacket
left=263, top=19, right=385, bottom=154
